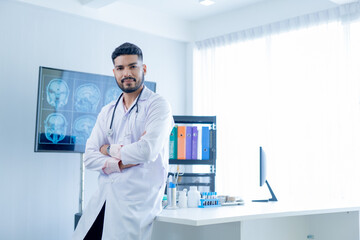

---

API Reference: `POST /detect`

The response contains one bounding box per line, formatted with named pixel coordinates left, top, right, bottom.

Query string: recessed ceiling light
left=199, top=0, right=215, bottom=6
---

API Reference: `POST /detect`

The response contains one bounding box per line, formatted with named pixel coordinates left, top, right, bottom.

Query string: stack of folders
left=169, top=125, right=211, bottom=160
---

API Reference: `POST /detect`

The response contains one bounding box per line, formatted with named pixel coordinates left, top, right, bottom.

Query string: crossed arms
left=99, top=144, right=138, bottom=171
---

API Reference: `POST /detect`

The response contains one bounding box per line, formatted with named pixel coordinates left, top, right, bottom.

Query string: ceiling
left=13, top=0, right=356, bottom=41
left=80, top=0, right=358, bottom=21
left=81, top=0, right=267, bottom=21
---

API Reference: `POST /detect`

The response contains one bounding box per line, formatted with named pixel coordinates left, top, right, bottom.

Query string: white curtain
left=193, top=3, right=360, bottom=201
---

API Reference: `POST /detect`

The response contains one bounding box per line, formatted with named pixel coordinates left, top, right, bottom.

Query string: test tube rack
left=198, top=192, right=221, bottom=208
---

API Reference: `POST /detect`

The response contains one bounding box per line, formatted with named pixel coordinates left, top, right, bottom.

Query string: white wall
left=0, top=1, right=187, bottom=239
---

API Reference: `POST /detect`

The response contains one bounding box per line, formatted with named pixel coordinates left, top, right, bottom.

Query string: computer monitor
left=34, top=66, right=156, bottom=153
left=252, top=146, right=278, bottom=202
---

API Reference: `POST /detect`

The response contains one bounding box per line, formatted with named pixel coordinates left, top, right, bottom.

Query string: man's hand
left=100, top=144, right=110, bottom=156
left=118, top=161, right=139, bottom=170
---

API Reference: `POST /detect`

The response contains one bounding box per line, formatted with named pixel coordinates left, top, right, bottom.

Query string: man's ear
left=142, top=64, right=147, bottom=75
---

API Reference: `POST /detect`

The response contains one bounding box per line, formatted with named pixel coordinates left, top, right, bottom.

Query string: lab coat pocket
left=114, top=166, right=152, bottom=201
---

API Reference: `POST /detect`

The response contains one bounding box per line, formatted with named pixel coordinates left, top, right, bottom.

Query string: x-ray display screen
left=34, top=66, right=156, bottom=153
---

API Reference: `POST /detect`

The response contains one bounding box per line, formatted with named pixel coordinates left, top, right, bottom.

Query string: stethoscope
left=107, top=87, right=144, bottom=137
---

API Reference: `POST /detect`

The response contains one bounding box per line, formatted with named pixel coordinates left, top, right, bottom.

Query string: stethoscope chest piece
left=107, top=129, right=114, bottom=137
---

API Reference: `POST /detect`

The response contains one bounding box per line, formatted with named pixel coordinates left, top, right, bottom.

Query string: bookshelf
left=169, top=115, right=216, bottom=192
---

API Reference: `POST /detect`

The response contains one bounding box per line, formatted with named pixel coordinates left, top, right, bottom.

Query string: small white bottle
left=178, top=189, right=188, bottom=208
left=188, top=186, right=201, bottom=208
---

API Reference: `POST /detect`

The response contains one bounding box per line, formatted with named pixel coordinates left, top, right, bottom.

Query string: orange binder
left=177, top=126, right=186, bottom=159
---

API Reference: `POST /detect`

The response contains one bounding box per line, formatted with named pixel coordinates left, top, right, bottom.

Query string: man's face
left=113, top=54, right=146, bottom=93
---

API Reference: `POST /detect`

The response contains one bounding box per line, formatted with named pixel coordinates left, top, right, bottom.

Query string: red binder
left=177, top=126, right=186, bottom=159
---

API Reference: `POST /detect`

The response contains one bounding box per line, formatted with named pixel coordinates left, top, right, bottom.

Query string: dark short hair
left=111, top=42, right=143, bottom=64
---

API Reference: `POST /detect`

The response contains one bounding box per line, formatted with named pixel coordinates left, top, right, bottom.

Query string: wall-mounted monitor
left=34, top=66, right=156, bottom=153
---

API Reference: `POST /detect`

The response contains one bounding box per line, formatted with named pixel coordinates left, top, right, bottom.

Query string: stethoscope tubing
left=107, top=87, right=144, bottom=136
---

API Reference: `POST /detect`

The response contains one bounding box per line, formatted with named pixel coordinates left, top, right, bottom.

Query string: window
left=193, top=9, right=360, bottom=201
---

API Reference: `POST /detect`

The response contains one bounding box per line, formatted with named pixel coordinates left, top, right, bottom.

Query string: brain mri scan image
left=46, top=78, right=70, bottom=109
left=44, top=113, right=67, bottom=143
left=104, top=87, right=121, bottom=105
left=73, top=115, right=97, bottom=144
left=75, top=83, right=101, bottom=113
left=36, top=66, right=157, bottom=152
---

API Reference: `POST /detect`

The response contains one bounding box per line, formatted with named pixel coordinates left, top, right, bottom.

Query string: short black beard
left=116, top=73, right=144, bottom=93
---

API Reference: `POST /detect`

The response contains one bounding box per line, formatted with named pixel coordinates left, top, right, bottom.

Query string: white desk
left=152, top=201, right=360, bottom=240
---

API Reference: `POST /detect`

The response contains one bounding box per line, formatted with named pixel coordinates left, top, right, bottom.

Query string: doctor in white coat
left=73, top=42, right=174, bottom=240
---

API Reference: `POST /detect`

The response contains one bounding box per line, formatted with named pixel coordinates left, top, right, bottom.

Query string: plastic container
left=178, top=189, right=188, bottom=208
left=187, top=186, right=201, bottom=208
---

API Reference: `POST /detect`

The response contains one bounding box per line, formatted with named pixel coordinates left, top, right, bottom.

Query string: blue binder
left=202, top=126, right=210, bottom=160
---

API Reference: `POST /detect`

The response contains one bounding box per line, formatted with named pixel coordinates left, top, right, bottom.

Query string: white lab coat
left=73, top=86, right=174, bottom=240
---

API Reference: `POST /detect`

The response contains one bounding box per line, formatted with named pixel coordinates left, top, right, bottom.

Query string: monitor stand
left=252, top=180, right=278, bottom=202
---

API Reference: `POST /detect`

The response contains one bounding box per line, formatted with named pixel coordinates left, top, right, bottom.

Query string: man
left=73, top=42, right=174, bottom=240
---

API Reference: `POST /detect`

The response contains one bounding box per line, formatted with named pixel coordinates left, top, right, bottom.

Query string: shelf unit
left=169, top=115, right=216, bottom=192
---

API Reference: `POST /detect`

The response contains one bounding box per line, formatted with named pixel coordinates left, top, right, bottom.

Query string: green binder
left=169, top=125, right=178, bottom=159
